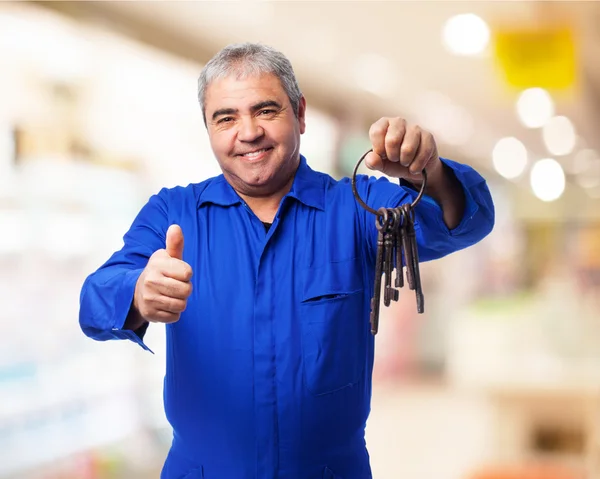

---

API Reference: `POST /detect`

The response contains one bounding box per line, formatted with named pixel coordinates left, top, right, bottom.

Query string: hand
left=133, top=224, right=193, bottom=324
left=364, top=117, right=441, bottom=181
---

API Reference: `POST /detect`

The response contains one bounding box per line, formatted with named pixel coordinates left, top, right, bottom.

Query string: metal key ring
left=351, top=149, right=428, bottom=216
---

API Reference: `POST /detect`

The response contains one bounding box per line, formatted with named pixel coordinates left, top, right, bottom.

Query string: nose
left=237, top=116, right=265, bottom=142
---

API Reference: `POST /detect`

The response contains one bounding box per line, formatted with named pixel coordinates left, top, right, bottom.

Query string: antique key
left=400, top=205, right=415, bottom=290
left=383, top=211, right=398, bottom=307
left=370, top=208, right=388, bottom=335
left=393, top=208, right=404, bottom=289
left=351, top=149, right=428, bottom=335
left=404, top=205, right=425, bottom=313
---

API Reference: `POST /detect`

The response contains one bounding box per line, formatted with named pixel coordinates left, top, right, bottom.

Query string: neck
left=239, top=174, right=295, bottom=223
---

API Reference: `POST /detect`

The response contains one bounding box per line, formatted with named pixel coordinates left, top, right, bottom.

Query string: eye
left=217, top=117, right=233, bottom=124
left=259, top=109, right=276, bottom=116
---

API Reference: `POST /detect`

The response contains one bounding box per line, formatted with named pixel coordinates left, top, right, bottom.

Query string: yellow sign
left=493, top=27, right=577, bottom=90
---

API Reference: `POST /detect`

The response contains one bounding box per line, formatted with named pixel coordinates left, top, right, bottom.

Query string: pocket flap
left=181, top=466, right=204, bottom=479
left=302, top=257, right=363, bottom=303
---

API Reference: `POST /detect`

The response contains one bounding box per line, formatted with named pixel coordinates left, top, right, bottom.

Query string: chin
left=240, top=163, right=275, bottom=181
left=244, top=174, right=274, bottom=188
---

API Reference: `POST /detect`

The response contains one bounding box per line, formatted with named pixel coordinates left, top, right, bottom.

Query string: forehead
left=204, top=73, right=287, bottom=111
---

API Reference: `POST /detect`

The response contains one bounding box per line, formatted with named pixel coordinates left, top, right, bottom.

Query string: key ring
left=351, top=149, right=427, bottom=216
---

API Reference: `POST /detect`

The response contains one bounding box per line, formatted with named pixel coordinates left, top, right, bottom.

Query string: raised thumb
left=166, top=224, right=184, bottom=260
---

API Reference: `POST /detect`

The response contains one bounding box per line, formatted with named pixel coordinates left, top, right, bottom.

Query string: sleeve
left=78, top=188, right=172, bottom=352
left=356, top=158, right=495, bottom=265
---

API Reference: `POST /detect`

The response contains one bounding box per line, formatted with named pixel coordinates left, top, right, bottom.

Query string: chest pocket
left=300, top=257, right=368, bottom=396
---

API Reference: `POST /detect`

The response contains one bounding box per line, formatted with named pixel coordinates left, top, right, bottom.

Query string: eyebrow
left=211, top=100, right=282, bottom=122
left=252, top=100, right=282, bottom=111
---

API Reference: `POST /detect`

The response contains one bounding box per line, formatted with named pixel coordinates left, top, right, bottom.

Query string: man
left=79, top=43, right=494, bottom=479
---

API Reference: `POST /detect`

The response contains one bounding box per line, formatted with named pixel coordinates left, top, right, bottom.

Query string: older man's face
left=205, top=72, right=306, bottom=198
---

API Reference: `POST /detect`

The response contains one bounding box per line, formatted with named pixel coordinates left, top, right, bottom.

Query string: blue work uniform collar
left=197, top=155, right=325, bottom=211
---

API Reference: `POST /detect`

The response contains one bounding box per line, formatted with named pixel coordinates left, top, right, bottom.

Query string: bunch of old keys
left=351, top=149, right=427, bottom=335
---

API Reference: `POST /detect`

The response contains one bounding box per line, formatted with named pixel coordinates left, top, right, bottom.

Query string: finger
left=148, top=294, right=188, bottom=314
left=162, top=258, right=193, bottom=282
left=149, top=310, right=181, bottom=324
left=166, top=224, right=184, bottom=260
left=156, top=277, right=193, bottom=300
left=368, top=118, right=390, bottom=160
left=400, top=126, right=421, bottom=167
left=410, top=131, right=438, bottom=175
left=384, top=118, right=406, bottom=163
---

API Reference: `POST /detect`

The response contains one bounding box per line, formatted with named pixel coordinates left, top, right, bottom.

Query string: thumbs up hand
left=133, top=224, right=193, bottom=324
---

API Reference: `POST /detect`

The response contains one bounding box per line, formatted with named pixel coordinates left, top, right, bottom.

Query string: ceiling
left=30, top=1, right=600, bottom=212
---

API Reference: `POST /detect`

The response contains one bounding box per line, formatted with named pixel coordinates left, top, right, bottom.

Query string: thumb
left=364, top=151, right=386, bottom=173
left=166, top=224, right=184, bottom=260
left=364, top=150, right=416, bottom=179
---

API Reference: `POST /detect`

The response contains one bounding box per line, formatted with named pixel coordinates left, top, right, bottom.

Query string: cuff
left=113, top=269, right=154, bottom=353
left=400, top=157, right=481, bottom=236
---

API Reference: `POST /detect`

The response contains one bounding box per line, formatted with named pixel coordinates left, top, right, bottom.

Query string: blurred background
left=1, top=1, right=600, bottom=478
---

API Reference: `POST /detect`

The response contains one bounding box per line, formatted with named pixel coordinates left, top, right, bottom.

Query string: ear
left=297, top=96, right=307, bottom=134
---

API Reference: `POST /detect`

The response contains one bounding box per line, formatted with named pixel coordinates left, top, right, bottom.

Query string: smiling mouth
left=237, top=147, right=273, bottom=159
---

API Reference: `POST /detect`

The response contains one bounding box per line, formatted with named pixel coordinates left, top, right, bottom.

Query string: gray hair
left=197, top=42, right=302, bottom=123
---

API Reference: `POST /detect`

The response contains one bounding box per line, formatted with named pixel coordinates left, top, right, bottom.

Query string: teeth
left=243, top=149, right=267, bottom=158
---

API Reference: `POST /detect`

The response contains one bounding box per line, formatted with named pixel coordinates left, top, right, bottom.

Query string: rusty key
left=401, top=205, right=415, bottom=290
left=370, top=208, right=388, bottom=335
left=405, top=207, right=425, bottom=313
left=394, top=207, right=405, bottom=289
left=383, top=211, right=398, bottom=307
